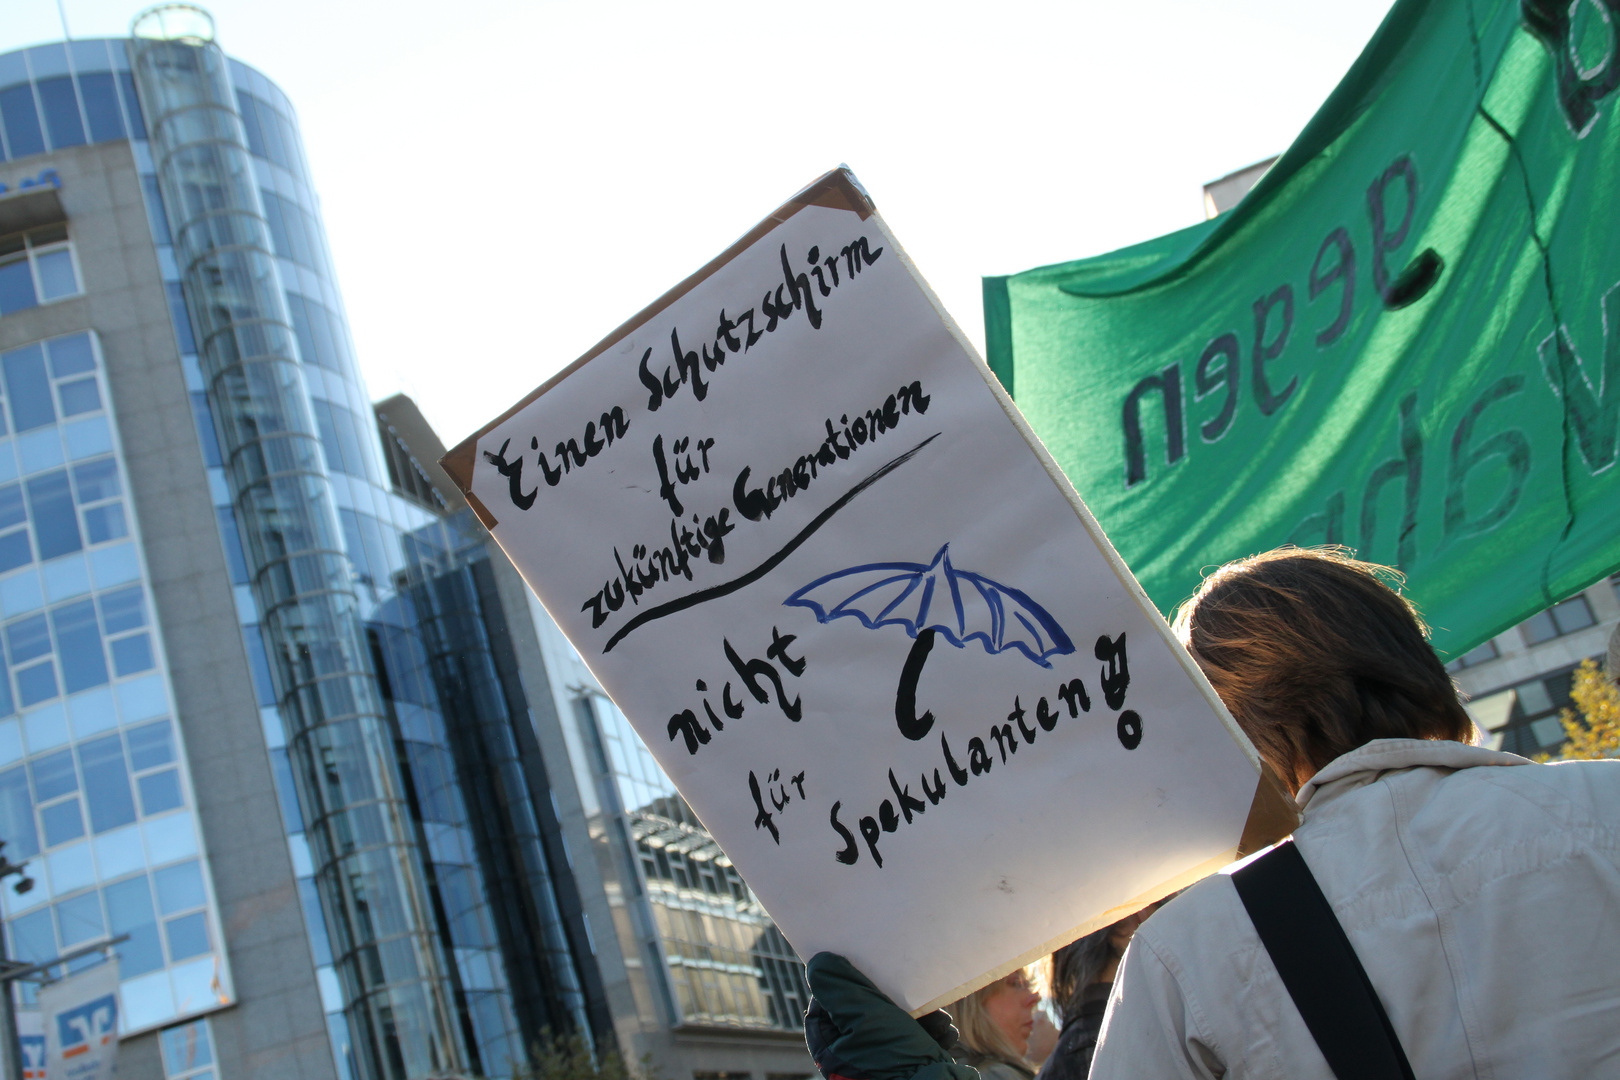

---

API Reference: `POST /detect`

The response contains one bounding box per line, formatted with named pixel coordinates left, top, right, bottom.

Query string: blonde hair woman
left=942, top=968, right=1041, bottom=1080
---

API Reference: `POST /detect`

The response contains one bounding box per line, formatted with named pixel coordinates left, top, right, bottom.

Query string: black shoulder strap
left=1231, top=841, right=1416, bottom=1080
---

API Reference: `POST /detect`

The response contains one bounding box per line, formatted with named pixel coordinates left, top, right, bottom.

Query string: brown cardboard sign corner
left=439, top=439, right=477, bottom=494
left=1237, top=764, right=1300, bottom=857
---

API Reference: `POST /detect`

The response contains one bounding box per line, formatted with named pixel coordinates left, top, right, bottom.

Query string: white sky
left=3, top=0, right=1397, bottom=447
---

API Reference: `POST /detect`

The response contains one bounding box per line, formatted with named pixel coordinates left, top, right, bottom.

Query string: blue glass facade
left=0, top=328, right=227, bottom=1031
left=0, top=41, right=145, bottom=163
left=535, top=616, right=812, bottom=1034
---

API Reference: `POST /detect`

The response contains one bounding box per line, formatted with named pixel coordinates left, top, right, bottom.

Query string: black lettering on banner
left=780, top=244, right=824, bottom=330
left=1368, top=157, right=1416, bottom=304
left=1310, top=227, right=1356, bottom=346
left=767, top=627, right=807, bottom=677
left=968, top=737, right=993, bottom=775
left=1522, top=0, right=1620, bottom=137
left=832, top=665, right=1131, bottom=870
left=733, top=381, right=931, bottom=523
left=894, top=629, right=938, bottom=741
left=1194, top=333, right=1241, bottom=442
left=1057, top=679, right=1090, bottom=716
left=842, top=236, right=884, bottom=277
left=667, top=709, right=710, bottom=754
left=989, top=722, right=1017, bottom=762
left=598, top=433, right=940, bottom=649
left=1445, top=376, right=1531, bottom=540
left=1095, top=634, right=1130, bottom=710
left=664, top=630, right=808, bottom=757
left=725, top=638, right=803, bottom=722
left=1011, top=697, right=1038, bottom=744
left=1035, top=696, right=1060, bottom=731
left=483, top=438, right=537, bottom=511
left=669, top=328, right=710, bottom=403
left=637, top=234, right=882, bottom=415
left=652, top=434, right=685, bottom=516
left=1366, top=156, right=1442, bottom=310
left=858, top=814, right=883, bottom=867
left=1123, top=364, right=1185, bottom=487
left=889, top=770, right=927, bottom=824
left=1250, top=285, right=1296, bottom=416
left=1111, top=153, right=1438, bottom=499
left=1290, top=490, right=1347, bottom=547
left=830, top=801, right=859, bottom=864
left=1117, top=710, right=1143, bottom=750
left=639, top=348, right=663, bottom=411
left=942, top=733, right=970, bottom=786
left=1360, top=392, right=1423, bottom=571
left=749, top=770, right=780, bottom=843
left=486, top=408, right=631, bottom=512
left=1538, top=288, right=1620, bottom=474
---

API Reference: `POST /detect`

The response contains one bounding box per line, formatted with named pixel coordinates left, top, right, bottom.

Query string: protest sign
left=442, top=169, right=1296, bottom=1013
left=984, top=0, right=1620, bottom=656
left=40, top=961, right=119, bottom=1080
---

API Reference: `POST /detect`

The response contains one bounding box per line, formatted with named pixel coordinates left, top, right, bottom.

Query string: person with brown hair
left=803, top=547, right=1620, bottom=1080
left=1035, top=907, right=1156, bottom=1080
left=1085, top=546, right=1620, bottom=1077
left=941, top=968, right=1042, bottom=1080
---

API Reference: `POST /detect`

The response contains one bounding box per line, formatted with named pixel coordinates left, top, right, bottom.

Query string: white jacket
left=1089, top=739, right=1620, bottom=1079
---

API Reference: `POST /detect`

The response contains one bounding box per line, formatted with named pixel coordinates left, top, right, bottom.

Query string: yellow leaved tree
left=1535, top=659, right=1620, bottom=762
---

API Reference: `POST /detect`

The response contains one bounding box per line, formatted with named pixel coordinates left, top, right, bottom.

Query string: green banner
left=985, top=0, right=1620, bottom=659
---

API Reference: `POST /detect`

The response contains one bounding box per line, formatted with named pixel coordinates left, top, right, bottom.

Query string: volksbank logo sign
left=56, top=993, right=117, bottom=1060
left=41, top=963, right=121, bottom=1080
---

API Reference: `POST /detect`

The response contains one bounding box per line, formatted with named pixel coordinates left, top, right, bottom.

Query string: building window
left=1445, top=638, right=1499, bottom=673
left=0, top=46, right=143, bottom=159
left=160, top=1018, right=216, bottom=1080
left=261, top=192, right=327, bottom=275
left=154, top=860, right=211, bottom=962
left=1521, top=595, right=1596, bottom=645
left=129, top=719, right=185, bottom=817
left=237, top=90, right=306, bottom=180
left=0, top=226, right=80, bottom=316
left=0, top=585, right=157, bottom=715
left=311, top=398, right=375, bottom=482
left=1493, top=664, right=1594, bottom=755
left=378, top=426, right=446, bottom=512
left=284, top=291, right=350, bottom=373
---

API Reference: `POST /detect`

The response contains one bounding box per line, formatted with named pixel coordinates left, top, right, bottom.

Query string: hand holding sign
left=441, top=168, right=1295, bottom=1013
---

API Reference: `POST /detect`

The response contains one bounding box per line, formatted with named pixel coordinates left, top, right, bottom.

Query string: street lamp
left=0, top=841, right=35, bottom=1080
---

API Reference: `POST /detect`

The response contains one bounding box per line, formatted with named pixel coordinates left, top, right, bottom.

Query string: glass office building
left=0, top=10, right=815, bottom=1080
left=535, top=625, right=811, bottom=1035
left=0, top=327, right=227, bottom=1026
left=0, top=16, right=617, bottom=1080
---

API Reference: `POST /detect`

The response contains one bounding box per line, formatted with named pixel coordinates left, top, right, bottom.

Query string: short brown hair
left=1173, top=547, right=1473, bottom=791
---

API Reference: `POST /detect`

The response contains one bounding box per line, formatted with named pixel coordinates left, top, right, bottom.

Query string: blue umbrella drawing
left=783, top=544, right=1075, bottom=668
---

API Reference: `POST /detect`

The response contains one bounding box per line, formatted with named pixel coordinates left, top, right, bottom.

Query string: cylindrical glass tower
left=128, top=11, right=479, bottom=1078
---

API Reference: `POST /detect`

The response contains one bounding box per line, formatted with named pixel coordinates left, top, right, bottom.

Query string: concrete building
left=0, top=9, right=812, bottom=1080
left=1201, top=156, right=1278, bottom=218
left=1448, top=576, right=1620, bottom=756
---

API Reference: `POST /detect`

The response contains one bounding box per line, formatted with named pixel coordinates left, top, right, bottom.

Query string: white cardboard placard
left=445, top=170, right=1290, bottom=1014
